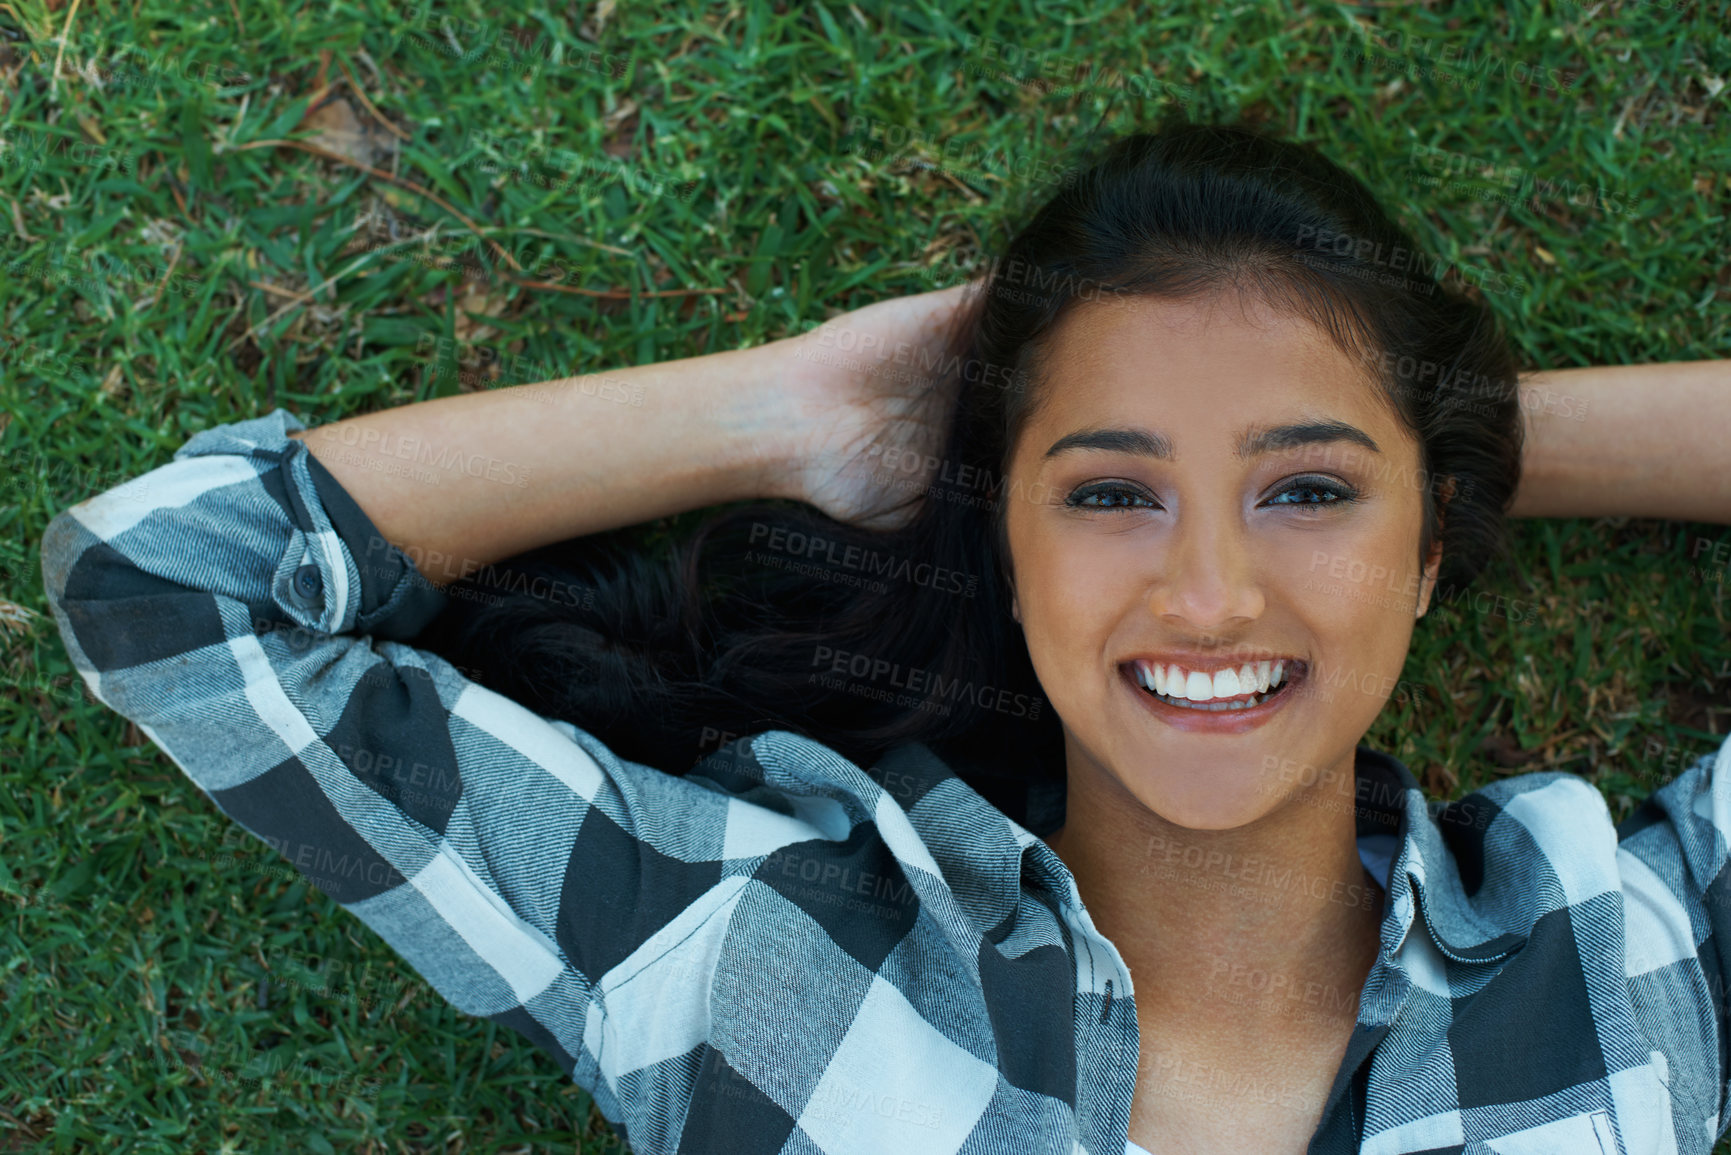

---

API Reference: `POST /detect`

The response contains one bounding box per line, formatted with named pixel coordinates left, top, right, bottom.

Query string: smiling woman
left=1015, top=290, right=1484, bottom=1153
left=39, top=121, right=1731, bottom=1155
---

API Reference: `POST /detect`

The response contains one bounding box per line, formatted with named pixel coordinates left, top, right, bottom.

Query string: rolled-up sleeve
left=37, top=408, right=846, bottom=1129
left=1614, top=733, right=1731, bottom=1144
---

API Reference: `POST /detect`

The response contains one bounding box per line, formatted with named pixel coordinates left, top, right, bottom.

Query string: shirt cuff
left=175, top=406, right=450, bottom=642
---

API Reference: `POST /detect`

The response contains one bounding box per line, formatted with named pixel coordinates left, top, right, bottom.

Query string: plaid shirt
left=39, top=408, right=1731, bottom=1155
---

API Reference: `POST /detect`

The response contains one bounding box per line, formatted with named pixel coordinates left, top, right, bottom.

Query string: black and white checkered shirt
left=39, top=408, right=1731, bottom=1154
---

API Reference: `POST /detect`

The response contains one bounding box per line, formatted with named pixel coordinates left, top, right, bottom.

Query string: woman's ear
left=1416, top=538, right=1444, bottom=619
left=1416, top=476, right=1456, bottom=620
left=1001, top=549, right=1021, bottom=623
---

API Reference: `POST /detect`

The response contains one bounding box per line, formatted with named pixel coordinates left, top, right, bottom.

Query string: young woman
left=42, top=124, right=1731, bottom=1155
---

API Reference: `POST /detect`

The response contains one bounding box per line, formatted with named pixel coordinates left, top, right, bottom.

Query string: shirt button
left=294, top=564, right=324, bottom=599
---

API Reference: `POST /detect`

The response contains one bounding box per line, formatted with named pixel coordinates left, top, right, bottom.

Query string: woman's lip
left=1116, top=661, right=1306, bottom=733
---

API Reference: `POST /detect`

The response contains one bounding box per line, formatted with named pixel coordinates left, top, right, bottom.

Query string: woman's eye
left=1266, top=478, right=1360, bottom=509
left=1065, top=483, right=1155, bottom=510
left=1063, top=477, right=1360, bottom=512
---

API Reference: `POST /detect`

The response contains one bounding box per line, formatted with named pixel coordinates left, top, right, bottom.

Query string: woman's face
left=1001, top=289, right=1443, bottom=830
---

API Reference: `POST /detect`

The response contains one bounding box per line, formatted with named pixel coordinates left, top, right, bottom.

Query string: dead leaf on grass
left=449, top=282, right=516, bottom=346
left=0, top=599, right=39, bottom=636
left=301, top=97, right=398, bottom=169
left=1479, top=732, right=1541, bottom=769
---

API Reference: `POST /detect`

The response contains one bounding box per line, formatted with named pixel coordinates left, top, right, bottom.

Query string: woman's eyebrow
left=1042, top=420, right=1382, bottom=461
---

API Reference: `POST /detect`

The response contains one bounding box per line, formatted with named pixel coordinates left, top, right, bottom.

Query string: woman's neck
left=1043, top=749, right=1385, bottom=1036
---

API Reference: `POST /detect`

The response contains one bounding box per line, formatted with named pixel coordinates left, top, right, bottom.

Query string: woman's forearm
left=288, top=340, right=808, bottom=585
left=1508, top=360, right=1731, bottom=523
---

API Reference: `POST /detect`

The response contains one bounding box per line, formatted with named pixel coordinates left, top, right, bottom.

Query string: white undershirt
left=1122, top=833, right=1400, bottom=1155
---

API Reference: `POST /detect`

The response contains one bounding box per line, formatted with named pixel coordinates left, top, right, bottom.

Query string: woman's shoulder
left=689, top=729, right=1053, bottom=830
left=1447, top=735, right=1729, bottom=850
left=686, top=730, right=1054, bottom=929
left=1421, top=735, right=1731, bottom=934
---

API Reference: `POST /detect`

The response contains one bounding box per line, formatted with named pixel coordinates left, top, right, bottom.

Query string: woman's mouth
left=1135, top=658, right=1304, bottom=709
left=1117, top=657, right=1310, bottom=730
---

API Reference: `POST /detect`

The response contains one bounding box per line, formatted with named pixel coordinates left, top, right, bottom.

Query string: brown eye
left=1065, top=483, right=1157, bottom=510
left=1266, top=477, right=1359, bottom=509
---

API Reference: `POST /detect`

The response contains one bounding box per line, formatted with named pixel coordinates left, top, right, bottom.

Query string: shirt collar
left=1364, top=746, right=1530, bottom=965
left=1001, top=743, right=1529, bottom=966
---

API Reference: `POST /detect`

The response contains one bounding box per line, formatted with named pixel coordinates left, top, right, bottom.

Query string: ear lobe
left=1417, top=480, right=1453, bottom=619
left=1416, top=539, right=1444, bottom=619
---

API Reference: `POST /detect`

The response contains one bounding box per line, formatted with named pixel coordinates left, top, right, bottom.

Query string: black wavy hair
left=415, top=119, right=1525, bottom=830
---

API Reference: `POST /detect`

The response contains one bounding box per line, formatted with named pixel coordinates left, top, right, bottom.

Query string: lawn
left=1, top=0, right=1727, bottom=1151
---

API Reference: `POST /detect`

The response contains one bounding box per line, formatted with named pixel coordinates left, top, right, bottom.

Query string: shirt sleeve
left=36, top=407, right=848, bottom=1126
left=1614, top=732, right=1731, bottom=1143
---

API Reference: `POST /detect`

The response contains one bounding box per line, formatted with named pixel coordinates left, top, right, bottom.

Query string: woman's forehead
left=1027, top=295, right=1392, bottom=431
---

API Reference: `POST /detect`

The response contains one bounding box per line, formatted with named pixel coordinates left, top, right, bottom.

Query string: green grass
left=1, top=0, right=1727, bottom=1150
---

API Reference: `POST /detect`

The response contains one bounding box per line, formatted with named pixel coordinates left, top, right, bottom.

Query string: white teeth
left=1133, top=658, right=1297, bottom=705
left=1185, top=669, right=1211, bottom=700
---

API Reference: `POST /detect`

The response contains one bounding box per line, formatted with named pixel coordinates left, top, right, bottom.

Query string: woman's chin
left=1129, top=779, right=1275, bottom=831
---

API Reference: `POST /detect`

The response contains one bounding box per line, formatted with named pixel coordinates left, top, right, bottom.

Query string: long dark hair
left=415, top=119, right=1524, bottom=828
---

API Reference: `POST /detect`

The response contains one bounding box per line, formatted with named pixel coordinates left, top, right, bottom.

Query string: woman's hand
left=770, top=280, right=983, bottom=531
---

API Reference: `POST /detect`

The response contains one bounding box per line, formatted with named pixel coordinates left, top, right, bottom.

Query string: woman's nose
left=1145, top=514, right=1265, bottom=631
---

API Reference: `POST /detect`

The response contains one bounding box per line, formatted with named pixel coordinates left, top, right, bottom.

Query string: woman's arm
left=288, top=282, right=975, bottom=585
left=287, top=341, right=807, bottom=586
left=1509, top=360, right=1731, bottom=523
left=36, top=406, right=894, bottom=1133
left=31, top=285, right=975, bottom=1131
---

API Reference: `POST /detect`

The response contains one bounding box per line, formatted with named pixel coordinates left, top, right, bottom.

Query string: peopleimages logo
left=841, top=113, right=1081, bottom=190
left=1411, top=143, right=1629, bottom=218
left=748, top=522, right=980, bottom=597
left=0, top=238, right=203, bottom=299
left=792, top=319, right=1031, bottom=392
left=461, top=127, right=700, bottom=202
left=390, top=2, right=629, bottom=82
left=233, top=832, right=410, bottom=890
left=0, top=336, right=94, bottom=382
left=0, top=130, right=136, bottom=175
left=1352, top=29, right=1579, bottom=93
left=809, top=645, right=1043, bottom=720
left=1140, top=828, right=1382, bottom=912
left=324, top=424, right=533, bottom=488
left=359, top=534, right=597, bottom=608
left=74, top=47, right=250, bottom=92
